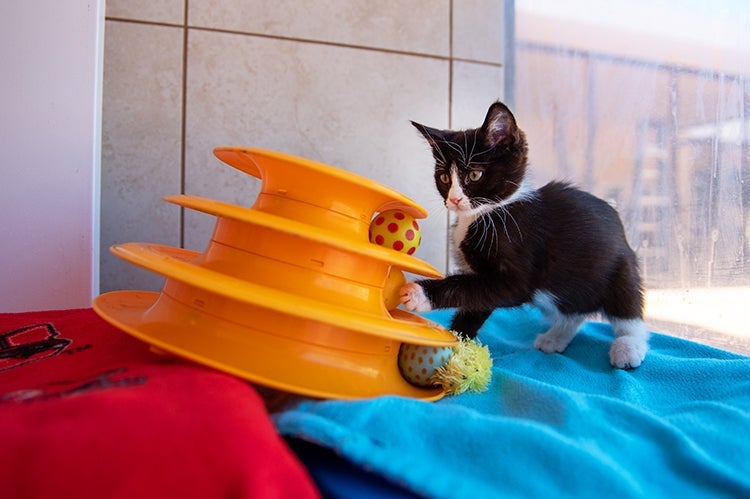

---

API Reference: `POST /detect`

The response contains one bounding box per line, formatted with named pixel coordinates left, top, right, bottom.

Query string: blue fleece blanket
left=274, top=307, right=750, bottom=498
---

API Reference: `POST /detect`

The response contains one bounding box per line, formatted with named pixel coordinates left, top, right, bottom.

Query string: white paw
left=533, top=332, right=569, bottom=354
left=399, top=282, right=432, bottom=312
left=609, top=336, right=648, bottom=369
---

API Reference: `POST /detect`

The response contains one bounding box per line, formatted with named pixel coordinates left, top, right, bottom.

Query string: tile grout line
left=103, top=17, right=504, bottom=69
left=178, top=0, right=189, bottom=249
left=448, top=0, right=454, bottom=130
left=504, top=0, right=515, bottom=109
left=446, top=0, right=454, bottom=273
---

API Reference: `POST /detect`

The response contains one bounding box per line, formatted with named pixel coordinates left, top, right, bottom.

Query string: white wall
left=0, top=0, right=104, bottom=312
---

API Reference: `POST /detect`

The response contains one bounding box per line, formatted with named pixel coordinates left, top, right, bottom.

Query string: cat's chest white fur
left=451, top=213, right=475, bottom=272
left=453, top=214, right=472, bottom=249
left=446, top=172, right=478, bottom=271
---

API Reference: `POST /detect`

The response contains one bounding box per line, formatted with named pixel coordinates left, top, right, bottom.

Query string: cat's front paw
left=399, top=282, right=432, bottom=312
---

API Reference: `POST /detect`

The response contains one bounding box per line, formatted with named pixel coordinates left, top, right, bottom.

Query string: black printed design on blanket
left=1, top=368, right=148, bottom=403
left=0, top=323, right=72, bottom=372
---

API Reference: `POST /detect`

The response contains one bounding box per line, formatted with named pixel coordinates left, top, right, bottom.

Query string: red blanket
left=0, top=308, right=319, bottom=498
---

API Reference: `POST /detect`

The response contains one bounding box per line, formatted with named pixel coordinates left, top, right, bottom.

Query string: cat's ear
left=411, top=121, right=445, bottom=149
left=480, top=101, right=518, bottom=148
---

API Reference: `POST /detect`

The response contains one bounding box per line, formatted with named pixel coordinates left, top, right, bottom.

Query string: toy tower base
left=94, top=147, right=456, bottom=400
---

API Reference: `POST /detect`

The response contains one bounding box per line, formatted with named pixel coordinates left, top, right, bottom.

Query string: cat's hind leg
left=608, top=317, right=649, bottom=369
left=532, top=290, right=585, bottom=354
left=602, top=258, right=649, bottom=369
left=533, top=314, right=586, bottom=354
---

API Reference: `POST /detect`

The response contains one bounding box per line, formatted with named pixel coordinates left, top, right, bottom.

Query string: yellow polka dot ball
left=368, top=209, right=422, bottom=255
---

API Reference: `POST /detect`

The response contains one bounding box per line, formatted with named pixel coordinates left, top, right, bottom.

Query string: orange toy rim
left=213, top=146, right=428, bottom=219
left=165, top=194, right=441, bottom=278
left=93, top=291, right=446, bottom=401
left=109, top=242, right=456, bottom=346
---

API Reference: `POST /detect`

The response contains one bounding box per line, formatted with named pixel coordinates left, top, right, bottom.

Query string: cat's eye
left=438, top=173, right=451, bottom=184
left=468, top=170, right=484, bottom=182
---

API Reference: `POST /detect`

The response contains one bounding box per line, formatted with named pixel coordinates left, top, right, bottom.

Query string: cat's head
left=411, top=101, right=528, bottom=216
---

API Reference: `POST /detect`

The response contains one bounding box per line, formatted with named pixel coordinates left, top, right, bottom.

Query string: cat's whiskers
left=465, top=195, right=526, bottom=246
left=470, top=210, right=489, bottom=250
left=425, top=197, right=449, bottom=217
left=476, top=211, right=499, bottom=256
left=495, top=211, right=512, bottom=245
left=420, top=130, right=450, bottom=169
left=498, top=205, right=524, bottom=242
left=468, top=131, right=478, bottom=164
left=497, top=185, right=531, bottom=243
left=476, top=198, right=507, bottom=249
left=467, top=145, right=494, bottom=166
left=435, top=134, right=495, bottom=171
left=438, top=138, right=466, bottom=159
left=432, top=147, right=448, bottom=169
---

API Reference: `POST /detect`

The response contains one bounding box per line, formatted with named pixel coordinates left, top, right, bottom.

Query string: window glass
left=513, top=0, right=750, bottom=353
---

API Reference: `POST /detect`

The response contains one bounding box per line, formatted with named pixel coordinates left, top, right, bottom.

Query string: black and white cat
left=400, top=101, right=649, bottom=369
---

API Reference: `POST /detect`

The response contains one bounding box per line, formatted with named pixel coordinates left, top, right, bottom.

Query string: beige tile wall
left=101, top=0, right=506, bottom=292
left=101, top=20, right=184, bottom=292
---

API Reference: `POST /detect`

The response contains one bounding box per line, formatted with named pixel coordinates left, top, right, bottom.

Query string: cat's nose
left=449, top=196, right=463, bottom=206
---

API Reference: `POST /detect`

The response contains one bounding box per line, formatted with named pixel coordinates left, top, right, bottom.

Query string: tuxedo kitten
left=400, top=101, right=649, bottom=369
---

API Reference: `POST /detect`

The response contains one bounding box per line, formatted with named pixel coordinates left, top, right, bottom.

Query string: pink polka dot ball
left=368, top=209, right=422, bottom=255
left=398, top=343, right=452, bottom=387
